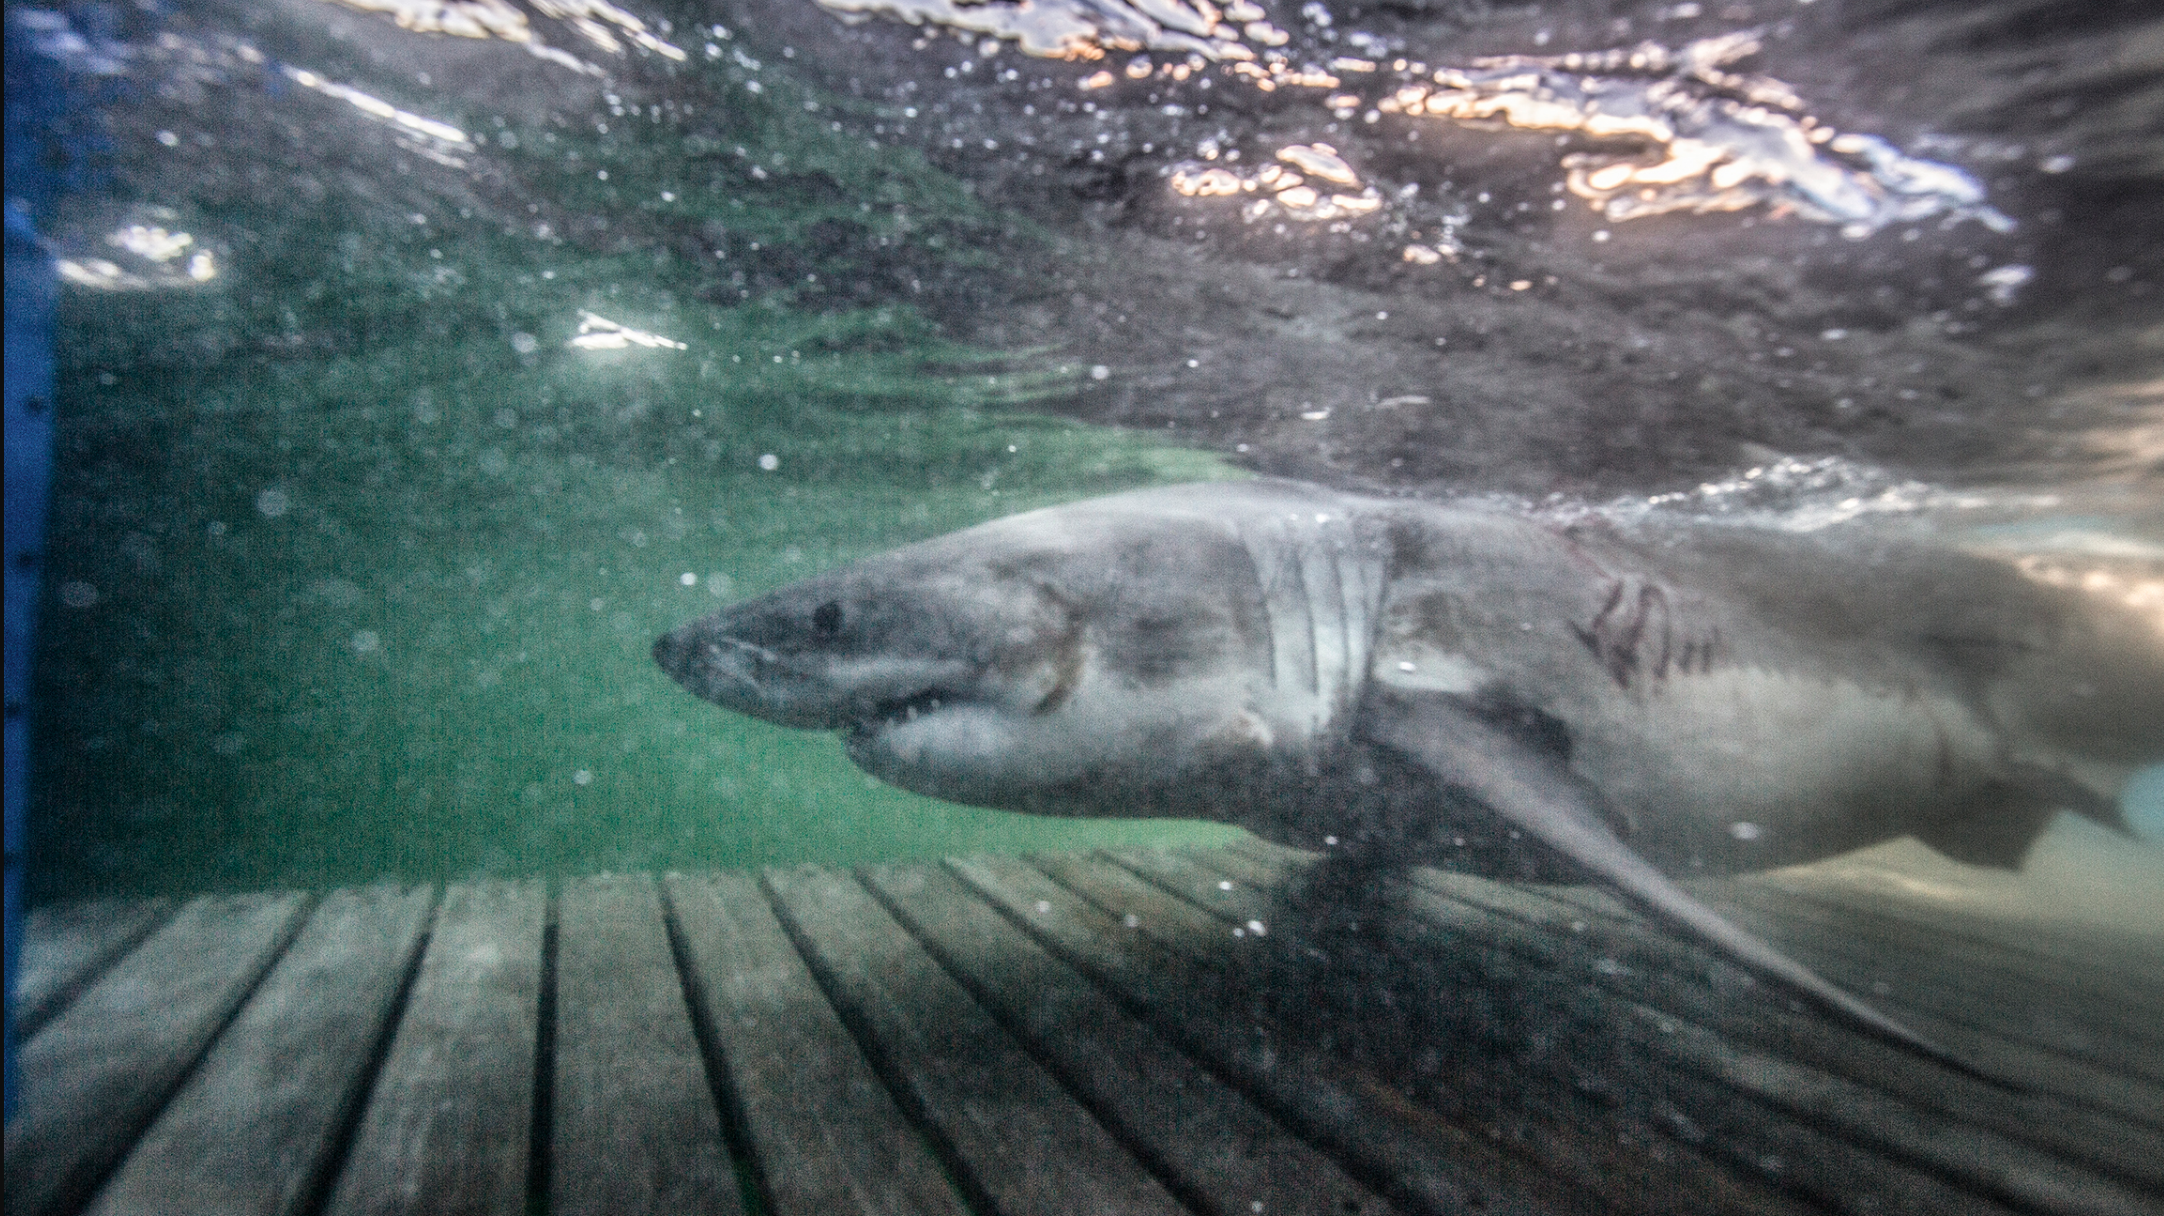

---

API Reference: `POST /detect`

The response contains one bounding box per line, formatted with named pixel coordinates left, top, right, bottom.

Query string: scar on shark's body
left=656, top=479, right=2164, bottom=1071
left=1572, top=576, right=1711, bottom=687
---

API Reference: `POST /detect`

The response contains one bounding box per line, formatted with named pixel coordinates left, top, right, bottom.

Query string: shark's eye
left=812, top=600, right=843, bottom=637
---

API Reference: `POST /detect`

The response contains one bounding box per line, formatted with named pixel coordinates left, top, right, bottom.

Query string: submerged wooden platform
left=8, top=840, right=2161, bottom=1216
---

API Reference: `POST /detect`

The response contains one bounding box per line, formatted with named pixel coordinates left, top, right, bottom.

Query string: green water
left=35, top=308, right=1244, bottom=901
left=28, top=12, right=1247, bottom=901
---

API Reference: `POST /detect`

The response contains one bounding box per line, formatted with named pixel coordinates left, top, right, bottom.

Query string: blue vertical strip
left=4, top=13, right=66, bottom=1125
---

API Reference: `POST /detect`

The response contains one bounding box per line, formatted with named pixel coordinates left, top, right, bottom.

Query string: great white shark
left=654, top=479, right=2164, bottom=1062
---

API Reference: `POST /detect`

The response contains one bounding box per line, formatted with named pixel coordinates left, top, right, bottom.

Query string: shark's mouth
left=852, top=617, right=1082, bottom=737
left=842, top=686, right=994, bottom=782
left=853, top=687, right=964, bottom=737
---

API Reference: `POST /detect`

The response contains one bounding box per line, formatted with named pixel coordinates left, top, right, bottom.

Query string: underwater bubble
left=1978, top=264, right=2034, bottom=305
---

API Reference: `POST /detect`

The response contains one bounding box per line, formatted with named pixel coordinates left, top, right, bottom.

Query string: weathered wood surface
left=961, top=850, right=1642, bottom=1216
left=82, top=885, right=436, bottom=1216
left=766, top=862, right=1190, bottom=1216
left=322, top=880, right=545, bottom=1216
left=665, top=870, right=968, bottom=1216
left=12, top=898, right=175, bottom=1041
left=7, top=892, right=313, bottom=1216
left=861, top=859, right=1391, bottom=1216
left=10, top=847, right=2162, bottom=1216
left=552, top=873, right=743, bottom=1216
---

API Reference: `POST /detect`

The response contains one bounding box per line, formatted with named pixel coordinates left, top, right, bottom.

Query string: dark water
left=16, top=0, right=2162, bottom=902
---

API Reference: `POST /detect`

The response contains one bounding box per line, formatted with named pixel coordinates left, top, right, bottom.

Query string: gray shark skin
left=655, top=479, right=2164, bottom=1062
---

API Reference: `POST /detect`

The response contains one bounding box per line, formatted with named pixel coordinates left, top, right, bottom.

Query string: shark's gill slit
left=1031, top=584, right=1087, bottom=717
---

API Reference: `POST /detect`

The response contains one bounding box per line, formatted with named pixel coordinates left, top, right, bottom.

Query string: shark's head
left=654, top=491, right=1295, bottom=814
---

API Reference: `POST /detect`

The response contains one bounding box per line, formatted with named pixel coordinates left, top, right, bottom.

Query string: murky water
left=16, top=0, right=2161, bottom=903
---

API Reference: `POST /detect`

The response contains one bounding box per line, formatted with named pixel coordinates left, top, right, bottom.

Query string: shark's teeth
left=863, top=689, right=954, bottom=732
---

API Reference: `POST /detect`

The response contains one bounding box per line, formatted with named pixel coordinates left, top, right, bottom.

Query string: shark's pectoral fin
left=1360, top=685, right=1971, bottom=1070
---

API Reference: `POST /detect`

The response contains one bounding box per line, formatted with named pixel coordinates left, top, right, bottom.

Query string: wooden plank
left=1098, top=850, right=1264, bottom=923
left=1426, top=867, right=2164, bottom=1186
left=1704, top=886, right=2164, bottom=1081
left=1626, top=1005, right=2164, bottom=1216
left=1710, top=882, right=2164, bottom=1068
left=553, top=873, right=742, bottom=1216
left=12, top=898, right=176, bottom=1040
left=1401, top=848, right=2164, bottom=1066
left=1764, top=874, right=2164, bottom=995
left=81, top=884, right=436, bottom=1216
left=1379, top=857, right=2164, bottom=1134
left=1215, top=846, right=2127, bottom=1198
left=14, top=853, right=2152, bottom=1216
left=1130, top=831, right=2162, bottom=1047
left=861, top=860, right=1395, bottom=1216
left=957, top=852, right=1624, bottom=1216
left=1223, top=835, right=2164, bottom=1131
left=321, top=880, right=545, bottom=1216
left=1082, top=847, right=1860, bottom=1216
left=4, top=891, right=312, bottom=1216
left=1733, top=873, right=2164, bottom=1004
left=1167, top=846, right=2157, bottom=1216
left=664, top=871, right=969, bottom=1216
left=763, top=863, right=1189, bottom=1216
left=1117, top=846, right=1965, bottom=1216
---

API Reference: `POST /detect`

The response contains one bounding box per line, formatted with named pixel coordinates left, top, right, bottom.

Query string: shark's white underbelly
left=1563, top=665, right=1997, bottom=871
left=1371, top=611, right=2002, bottom=874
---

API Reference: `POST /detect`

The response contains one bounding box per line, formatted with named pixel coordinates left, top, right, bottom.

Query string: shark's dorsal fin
left=1361, top=684, right=1986, bottom=1074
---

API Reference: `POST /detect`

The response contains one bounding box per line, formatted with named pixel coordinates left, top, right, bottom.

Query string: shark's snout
left=653, top=622, right=766, bottom=708
left=656, top=616, right=893, bottom=730
left=652, top=626, right=699, bottom=686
